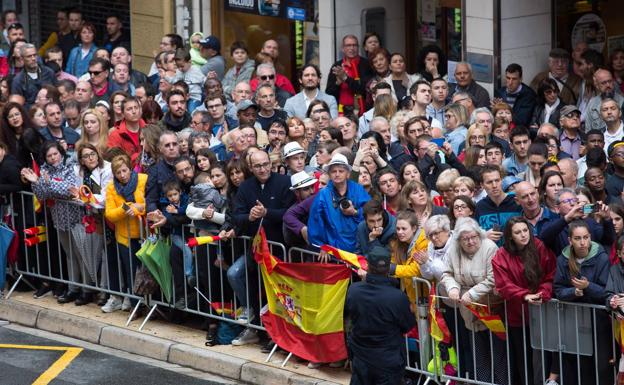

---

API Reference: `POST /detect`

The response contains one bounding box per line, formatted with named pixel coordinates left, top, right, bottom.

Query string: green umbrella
left=145, top=237, right=172, bottom=303
left=136, top=238, right=163, bottom=290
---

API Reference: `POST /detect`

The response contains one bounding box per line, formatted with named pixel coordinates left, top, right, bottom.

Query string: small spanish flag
left=210, top=302, right=242, bottom=317
left=429, top=283, right=452, bottom=344
left=187, top=235, right=221, bottom=248
left=31, top=154, right=42, bottom=213
left=24, top=234, right=47, bottom=247
left=614, top=320, right=624, bottom=353
left=24, top=226, right=46, bottom=237
left=466, top=304, right=507, bottom=340
left=320, top=245, right=368, bottom=270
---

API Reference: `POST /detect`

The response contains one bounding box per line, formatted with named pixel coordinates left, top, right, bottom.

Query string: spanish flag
left=614, top=320, right=624, bottom=353
left=466, top=304, right=507, bottom=340
left=187, top=235, right=221, bottom=248
left=24, top=234, right=47, bottom=247
left=320, top=244, right=368, bottom=270
left=31, top=154, right=42, bottom=213
left=429, top=283, right=452, bottom=344
left=210, top=301, right=242, bottom=318
left=254, top=227, right=351, bottom=363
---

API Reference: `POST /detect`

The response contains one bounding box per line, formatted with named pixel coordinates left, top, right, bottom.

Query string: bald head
left=514, top=181, right=539, bottom=212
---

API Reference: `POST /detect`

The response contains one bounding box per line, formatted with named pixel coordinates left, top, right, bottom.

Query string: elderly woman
left=440, top=217, right=507, bottom=384
left=21, top=141, right=87, bottom=304
left=493, top=217, right=557, bottom=385
left=102, top=154, right=147, bottom=313
left=419, top=215, right=452, bottom=282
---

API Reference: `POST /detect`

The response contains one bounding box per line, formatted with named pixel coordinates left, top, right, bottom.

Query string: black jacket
left=10, top=66, right=57, bottom=109
left=530, top=102, right=563, bottom=130
left=146, top=159, right=176, bottom=213
left=345, top=274, right=415, bottom=369
left=495, top=83, right=537, bottom=127
left=450, top=80, right=491, bottom=108
left=417, top=151, right=468, bottom=192
left=325, top=57, right=374, bottom=104
left=232, top=172, right=296, bottom=249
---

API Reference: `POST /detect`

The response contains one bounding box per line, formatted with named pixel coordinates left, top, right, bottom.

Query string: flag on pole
left=429, top=284, right=452, bottom=344
left=187, top=235, right=221, bottom=248
left=31, top=154, right=42, bottom=213
left=254, top=227, right=351, bottom=363
left=466, top=304, right=507, bottom=340
left=320, top=244, right=368, bottom=270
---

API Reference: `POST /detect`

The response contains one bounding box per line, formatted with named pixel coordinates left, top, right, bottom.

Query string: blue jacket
left=308, top=180, right=370, bottom=252
left=145, top=159, right=176, bottom=213
left=539, top=215, right=615, bottom=257
left=39, top=126, right=81, bottom=153
left=66, top=44, right=97, bottom=77
left=355, top=212, right=396, bottom=255
left=554, top=241, right=609, bottom=305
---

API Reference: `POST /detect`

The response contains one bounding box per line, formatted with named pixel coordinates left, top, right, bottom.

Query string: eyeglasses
left=260, top=74, right=275, bottom=81
left=427, top=230, right=446, bottom=239
left=470, top=135, right=486, bottom=140
left=252, top=162, right=271, bottom=170
left=453, top=204, right=468, bottom=210
left=459, top=234, right=480, bottom=243
left=89, top=70, right=104, bottom=77
left=560, top=198, right=578, bottom=205
left=80, top=152, right=98, bottom=160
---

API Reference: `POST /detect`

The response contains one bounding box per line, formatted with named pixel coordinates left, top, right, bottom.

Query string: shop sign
left=225, top=0, right=314, bottom=21
left=287, top=7, right=306, bottom=21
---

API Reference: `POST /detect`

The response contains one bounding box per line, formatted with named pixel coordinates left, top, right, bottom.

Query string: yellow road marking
left=0, top=344, right=83, bottom=385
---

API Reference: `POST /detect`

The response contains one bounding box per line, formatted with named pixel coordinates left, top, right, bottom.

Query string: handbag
left=133, top=265, right=158, bottom=296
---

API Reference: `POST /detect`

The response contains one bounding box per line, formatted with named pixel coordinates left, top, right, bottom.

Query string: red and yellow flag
left=466, top=304, right=507, bottom=340
left=254, top=228, right=351, bottom=363
left=31, top=155, right=42, bottom=213
left=320, top=244, right=368, bottom=270
left=187, top=235, right=221, bottom=248
left=615, top=320, right=624, bottom=353
left=429, top=284, right=452, bottom=344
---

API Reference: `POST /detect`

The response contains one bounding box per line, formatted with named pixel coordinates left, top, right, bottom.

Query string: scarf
left=543, top=98, right=560, bottom=124
left=338, top=56, right=365, bottom=116
left=114, top=170, right=138, bottom=203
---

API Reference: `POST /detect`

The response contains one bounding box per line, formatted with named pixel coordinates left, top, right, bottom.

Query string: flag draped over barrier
left=466, top=304, right=507, bottom=340
left=320, top=244, right=368, bottom=270
left=429, top=284, right=452, bottom=344
left=254, top=228, right=351, bottom=363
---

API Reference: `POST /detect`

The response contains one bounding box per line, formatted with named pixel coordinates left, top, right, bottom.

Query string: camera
left=337, top=196, right=352, bottom=210
left=582, top=204, right=595, bottom=215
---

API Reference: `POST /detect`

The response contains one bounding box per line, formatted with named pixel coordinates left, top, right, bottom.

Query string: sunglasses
left=260, top=74, right=275, bottom=81
left=89, top=70, right=105, bottom=76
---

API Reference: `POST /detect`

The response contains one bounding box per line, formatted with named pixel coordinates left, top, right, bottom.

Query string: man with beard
left=284, top=64, right=338, bottom=119
left=158, top=89, right=191, bottom=132
left=585, top=68, right=624, bottom=132
left=264, top=120, right=287, bottom=155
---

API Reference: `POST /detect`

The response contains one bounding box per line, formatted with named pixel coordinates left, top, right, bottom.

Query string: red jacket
left=107, top=119, right=145, bottom=164
left=492, top=238, right=556, bottom=327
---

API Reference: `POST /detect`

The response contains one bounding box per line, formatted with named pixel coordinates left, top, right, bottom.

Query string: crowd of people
left=3, top=5, right=624, bottom=385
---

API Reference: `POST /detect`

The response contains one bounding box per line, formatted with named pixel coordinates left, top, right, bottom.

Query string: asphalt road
left=0, top=323, right=239, bottom=385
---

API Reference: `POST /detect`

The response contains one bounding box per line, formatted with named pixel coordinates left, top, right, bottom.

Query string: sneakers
left=121, top=296, right=132, bottom=311
left=307, top=362, right=322, bottom=369
left=101, top=295, right=123, bottom=313
left=231, top=328, right=259, bottom=346
left=33, top=284, right=52, bottom=299
left=545, top=380, right=559, bottom=385
left=237, top=307, right=254, bottom=324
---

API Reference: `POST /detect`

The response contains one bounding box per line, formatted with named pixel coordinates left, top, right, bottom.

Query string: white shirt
left=303, top=89, right=319, bottom=111
left=604, top=121, right=624, bottom=156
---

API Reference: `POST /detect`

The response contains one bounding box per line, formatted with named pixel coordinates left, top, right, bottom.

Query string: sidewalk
left=0, top=291, right=350, bottom=385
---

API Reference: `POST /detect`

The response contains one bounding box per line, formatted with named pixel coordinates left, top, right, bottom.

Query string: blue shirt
left=502, top=153, right=527, bottom=176
left=445, top=126, right=467, bottom=155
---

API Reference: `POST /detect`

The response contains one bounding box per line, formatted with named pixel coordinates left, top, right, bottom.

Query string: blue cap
left=502, top=176, right=522, bottom=192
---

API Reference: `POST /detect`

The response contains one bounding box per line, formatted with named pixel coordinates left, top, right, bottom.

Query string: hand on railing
left=524, top=292, right=543, bottom=304
left=317, top=250, right=331, bottom=263
left=217, top=228, right=235, bottom=240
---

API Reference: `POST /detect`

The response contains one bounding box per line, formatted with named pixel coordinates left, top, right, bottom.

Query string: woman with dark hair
left=21, top=141, right=86, bottom=303
left=383, top=52, right=419, bottom=102
left=225, top=158, right=249, bottom=204
left=448, top=195, right=476, bottom=229
left=530, top=78, right=563, bottom=130
left=360, top=130, right=388, bottom=161
left=141, top=100, right=164, bottom=124
left=464, top=145, right=486, bottom=168
left=362, top=32, right=381, bottom=55
left=493, top=217, right=556, bottom=385
left=0, top=102, right=35, bottom=163
left=400, top=180, right=448, bottom=226
left=35, top=84, right=61, bottom=110
left=29, top=105, right=47, bottom=129
left=66, top=22, right=97, bottom=78
left=318, top=127, right=344, bottom=146
left=538, top=171, right=564, bottom=214
left=109, top=91, right=129, bottom=127
left=553, top=220, right=612, bottom=385
left=399, top=161, right=422, bottom=185
left=609, top=48, right=624, bottom=93
left=305, top=99, right=331, bottom=119
left=416, top=44, right=447, bottom=82
left=609, top=203, right=624, bottom=265
left=136, top=123, right=162, bottom=171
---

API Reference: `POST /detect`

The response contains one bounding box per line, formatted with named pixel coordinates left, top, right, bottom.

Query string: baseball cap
left=367, top=246, right=391, bottom=270
left=560, top=105, right=581, bottom=117
left=199, top=35, right=221, bottom=52
left=282, top=142, right=305, bottom=159
left=502, top=176, right=522, bottom=192
left=237, top=99, right=258, bottom=111
left=289, top=171, right=317, bottom=191
left=322, top=153, right=351, bottom=172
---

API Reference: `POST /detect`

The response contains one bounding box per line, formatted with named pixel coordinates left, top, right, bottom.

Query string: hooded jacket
left=475, top=194, right=522, bottom=233
left=553, top=241, right=609, bottom=304
left=107, top=119, right=146, bottom=164
left=540, top=215, right=616, bottom=257
left=355, top=211, right=396, bottom=255
left=492, top=238, right=556, bottom=327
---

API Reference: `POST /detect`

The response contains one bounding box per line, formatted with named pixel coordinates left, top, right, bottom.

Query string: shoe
left=57, top=291, right=80, bottom=304
left=101, top=295, right=123, bottom=313
left=237, top=307, right=255, bottom=324
left=231, top=328, right=259, bottom=346
left=121, top=296, right=132, bottom=311
left=328, top=360, right=346, bottom=368
left=205, top=325, right=218, bottom=346
left=260, top=339, right=275, bottom=353
left=174, top=296, right=186, bottom=310
left=545, top=380, right=559, bottom=385
left=74, top=292, right=93, bottom=306
left=96, top=292, right=108, bottom=307
left=52, top=283, right=65, bottom=298
left=33, top=284, right=52, bottom=299
left=307, top=362, right=322, bottom=369
left=186, top=275, right=196, bottom=288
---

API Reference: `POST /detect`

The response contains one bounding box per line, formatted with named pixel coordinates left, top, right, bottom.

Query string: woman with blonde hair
left=286, top=116, right=308, bottom=151
left=400, top=180, right=448, bottom=226
left=458, top=124, right=488, bottom=161
left=372, top=93, right=397, bottom=123
left=444, top=103, right=469, bottom=155
left=76, top=108, right=108, bottom=156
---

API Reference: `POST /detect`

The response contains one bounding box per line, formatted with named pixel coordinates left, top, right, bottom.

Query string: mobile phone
left=122, top=203, right=131, bottom=211
left=492, top=224, right=501, bottom=232
left=582, top=204, right=594, bottom=215
left=431, top=138, right=445, bottom=147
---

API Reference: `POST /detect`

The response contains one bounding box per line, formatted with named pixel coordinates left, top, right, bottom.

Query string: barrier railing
left=3, top=191, right=622, bottom=383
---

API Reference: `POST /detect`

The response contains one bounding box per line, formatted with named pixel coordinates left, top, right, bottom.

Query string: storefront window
left=416, top=0, right=462, bottom=62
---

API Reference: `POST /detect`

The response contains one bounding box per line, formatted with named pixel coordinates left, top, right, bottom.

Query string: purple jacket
left=283, top=194, right=316, bottom=247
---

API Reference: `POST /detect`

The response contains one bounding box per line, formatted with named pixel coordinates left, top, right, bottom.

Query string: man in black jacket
left=228, top=150, right=296, bottom=346
left=346, top=246, right=415, bottom=385
left=494, top=63, right=537, bottom=127
left=325, top=35, right=374, bottom=117
left=10, top=43, right=56, bottom=109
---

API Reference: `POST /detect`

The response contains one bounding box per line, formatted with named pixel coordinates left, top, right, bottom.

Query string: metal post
left=126, top=299, right=143, bottom=327
left=280, top=352, right=293, bottom=368
left=5, top=274, right=23, bottom=299
left=264, top=343, right=279, bottom=363
left=139, top=304, right=159, bottom=331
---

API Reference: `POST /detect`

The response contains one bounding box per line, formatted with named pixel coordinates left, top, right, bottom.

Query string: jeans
left=171, top=234, right=193, bottom=277
left=226, top=254, right=255, bottom=308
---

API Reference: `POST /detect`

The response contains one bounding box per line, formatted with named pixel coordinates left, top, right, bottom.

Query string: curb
left=0, top=299, right=341, bottom=385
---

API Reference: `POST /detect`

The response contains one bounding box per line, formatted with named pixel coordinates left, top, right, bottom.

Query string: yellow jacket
left=105, top=173, right=147, bottom=247
left=391, top=229, right=429, bottom=304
